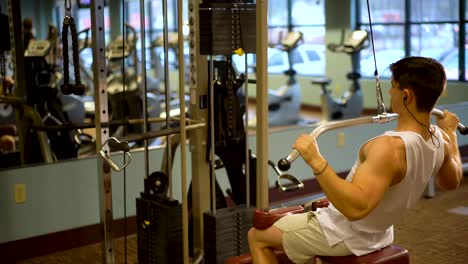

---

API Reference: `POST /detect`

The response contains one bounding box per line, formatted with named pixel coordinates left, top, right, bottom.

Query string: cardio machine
left=311, top=29, right=369, bottom=121
left=248, top=31, right=304, bottom=127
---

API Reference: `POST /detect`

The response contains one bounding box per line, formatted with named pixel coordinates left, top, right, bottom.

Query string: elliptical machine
left=248, top=31, right=304, bottom=127
left=311, top=29, right=369, bottom=121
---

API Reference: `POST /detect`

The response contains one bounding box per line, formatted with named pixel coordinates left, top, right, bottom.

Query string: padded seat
left=225, top=245, right=409, bottom=264
left=316, top=245, right=409, bottom=264
left=311, top=77, right=332, bottom=86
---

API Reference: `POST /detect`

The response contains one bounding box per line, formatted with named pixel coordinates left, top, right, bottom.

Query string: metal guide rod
left=90, top=0, right=114, bottom=263
left=188, top=0, right=211, bottom=254
left=256, top=0, right=269, bottom=209
left=163, top=0, right=173, bottom=199
left=244, top=55, right=250, bottom=208
left=177, top=0, right=189, bottom=262
left=209, top=57, right=216, bottom=215
left=139, top=0, right=149, bottom=179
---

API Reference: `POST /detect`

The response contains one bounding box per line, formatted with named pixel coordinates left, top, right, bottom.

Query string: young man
left=248, top=56, right=463, bottom=264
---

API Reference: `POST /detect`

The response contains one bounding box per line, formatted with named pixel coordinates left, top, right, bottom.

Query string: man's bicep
left=436, top=140, right=462, bottom=190
left=351, top=143, right=399, bottom=215
left=352, top=160, right=394, bottom=213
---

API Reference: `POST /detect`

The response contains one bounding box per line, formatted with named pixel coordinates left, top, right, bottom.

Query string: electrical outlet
left=337, top=132, right=345, bottom=147
left=15, top=184, right=26, bottom=204
left=335, top=85, right=342, bottom=94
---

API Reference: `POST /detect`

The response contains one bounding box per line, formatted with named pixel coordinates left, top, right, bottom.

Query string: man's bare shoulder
left=366, top=135, right=404, bottom=151
left=362, top=135, right=406, bottom=183
left=362, top=135, right=406, bottom=162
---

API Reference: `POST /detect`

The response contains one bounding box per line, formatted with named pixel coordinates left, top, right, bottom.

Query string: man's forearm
left=314, top=166, right=368, bottom=221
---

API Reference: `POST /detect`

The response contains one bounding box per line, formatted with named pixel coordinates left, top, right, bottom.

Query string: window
left=234, top=0, right=326, bottom=75
left=271, top=0, right=325, bottom=76
left=357, top=0, right=464, bottom=80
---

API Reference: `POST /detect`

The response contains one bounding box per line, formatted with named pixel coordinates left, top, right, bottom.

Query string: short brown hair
left=389, top=56, right=446, bottom=112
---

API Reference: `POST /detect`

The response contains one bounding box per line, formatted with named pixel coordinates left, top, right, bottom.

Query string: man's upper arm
left=436, top=131, right=462, bottom=190
left=350, top=137, right=404, bottom=219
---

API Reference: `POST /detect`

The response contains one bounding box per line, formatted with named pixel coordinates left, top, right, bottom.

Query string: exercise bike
left=247, top=31, right=305, bottom=127
left=311, top=29, right=369, bottom=121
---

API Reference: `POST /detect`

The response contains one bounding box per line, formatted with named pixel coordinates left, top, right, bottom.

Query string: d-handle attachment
left=99, top=137, right=132, bottom=172
left=268, top=160, right=304, bottom=192
left=275, top=174, right=304, bottom=192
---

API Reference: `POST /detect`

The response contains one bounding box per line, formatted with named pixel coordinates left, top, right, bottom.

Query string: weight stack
left=199, top=2, right=256, bottom=55
left=136, top=194, right=183, bottom=264
left=203, top=205, right=255, bottom=264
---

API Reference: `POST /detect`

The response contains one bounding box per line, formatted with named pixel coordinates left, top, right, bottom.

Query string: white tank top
left=316, top=126, right=445, bottom=256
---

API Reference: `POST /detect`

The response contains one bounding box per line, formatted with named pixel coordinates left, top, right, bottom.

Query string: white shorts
left=273, top=211, right=352, bottom=264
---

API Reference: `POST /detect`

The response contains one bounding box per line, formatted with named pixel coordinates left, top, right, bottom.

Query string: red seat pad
left=316, top=245, right=409, bottom=264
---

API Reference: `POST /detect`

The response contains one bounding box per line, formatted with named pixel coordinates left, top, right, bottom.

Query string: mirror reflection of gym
left=246, top=31, right=307, bottom=128
left=0, top=2, right=193, bottom=169
left=311, top=29, right=369, bottom=121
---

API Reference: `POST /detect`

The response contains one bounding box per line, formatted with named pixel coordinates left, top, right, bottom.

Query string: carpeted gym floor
left=393, top=177, right=468, bottom=264
left=16, top=176, right=468, bottom=264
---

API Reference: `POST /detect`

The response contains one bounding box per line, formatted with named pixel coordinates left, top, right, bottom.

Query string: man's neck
left=395, top=111, right=432, bottom=140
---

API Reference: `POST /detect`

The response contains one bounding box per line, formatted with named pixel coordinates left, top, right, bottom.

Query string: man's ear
left=402, top=89, right=411, bottom=102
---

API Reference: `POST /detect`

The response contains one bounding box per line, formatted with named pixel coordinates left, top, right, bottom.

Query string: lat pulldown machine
left=196, top=1, right=259, bottom=263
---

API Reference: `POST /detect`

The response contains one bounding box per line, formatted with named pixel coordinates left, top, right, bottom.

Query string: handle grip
left=108, top=137, right=131, bottom=152
left=431, top=109, right=468, bottom=135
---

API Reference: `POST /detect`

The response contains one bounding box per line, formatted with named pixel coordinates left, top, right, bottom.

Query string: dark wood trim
left=299, top=103, right=377, bottom=116
left=2, top=145, right=467, bottom=263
